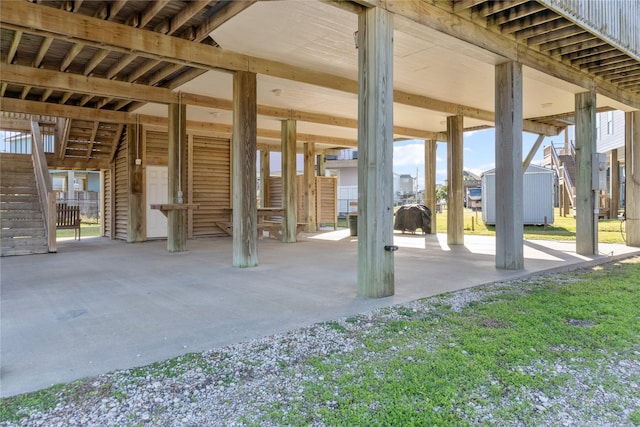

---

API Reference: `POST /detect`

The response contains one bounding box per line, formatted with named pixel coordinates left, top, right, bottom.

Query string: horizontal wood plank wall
left=191, top=135, right=231, bottom=237
left=114, top=130, right=128, bottom=240
left=317, top=176, right=338, bottom=227
left=268, top=176, right=282, bottom=208
left=296, top=175, right=305, bottom=223
left=146, top=130, right=169, bottom=166
left=103, top=168, right=112, bottom=237
left=269, top=176, right=337, bottom=226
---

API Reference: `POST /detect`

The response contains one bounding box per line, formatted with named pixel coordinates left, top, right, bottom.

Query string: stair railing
left=549, top=143, right=575, bottom=209
left=30, top=120, right=56, bottom=253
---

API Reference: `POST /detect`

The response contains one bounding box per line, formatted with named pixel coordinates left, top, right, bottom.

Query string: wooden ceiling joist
left=499, top=11, right=560, bottom=35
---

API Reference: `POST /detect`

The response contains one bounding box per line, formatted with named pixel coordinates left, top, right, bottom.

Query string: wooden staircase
left=1, top=153, right=49, bottom=256
left=558, top=154, right=577, bottom=186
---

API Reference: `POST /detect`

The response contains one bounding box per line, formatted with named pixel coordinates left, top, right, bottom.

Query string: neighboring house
left=326, top=149, right=420, bottom=214
left=596, top=110, right=626, bottom=213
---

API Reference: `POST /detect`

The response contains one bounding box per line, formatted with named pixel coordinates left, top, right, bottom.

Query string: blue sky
left=393, top=128, right=569, bottom=188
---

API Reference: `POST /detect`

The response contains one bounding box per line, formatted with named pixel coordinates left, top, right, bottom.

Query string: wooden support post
left=167, top=102, right=187, bottom=252
left=424, top=139, right=437, bottom=234
left=127, top=122, right=144, bottom=243
left=626, top=111, right=640, bottom=247
left=609, top=150, right=619, bottom=219
left=357, top=6, right=394, bottom=298
left=282, top=119, right=297, bottom=243
left=317, top=153, right=326, bottom=177
left=304, top=142, right=317, bottom=231
left=260, top=150, right=270, bottom=208
left=495, top=61, right=524, bottom=269
left=232, top=71, right=258, bottom=267
left=447, top=115, right=464, bottom=246
left=575, top=91, right=598, bottom=255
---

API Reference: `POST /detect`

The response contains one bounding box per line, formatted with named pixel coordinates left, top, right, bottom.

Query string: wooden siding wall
left=269, top=176, right=337, bottom=226
left=146, top=130, right=169, bottom=166
left=114, top=130, right=128, bottom=240
left=103, top=168, right=112, bottom=237
left=267, top=176, right=282, bottom=208
left=596, top=110, right=626, bottom=157
left=317, top=176, right=338, bottom=226
left=191, top=135, right=231, bottom=237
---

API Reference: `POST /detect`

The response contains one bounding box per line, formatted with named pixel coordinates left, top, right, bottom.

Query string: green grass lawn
left=432, top=208, right=627, bottom=244
left=56, top=223, right=101, bottom=239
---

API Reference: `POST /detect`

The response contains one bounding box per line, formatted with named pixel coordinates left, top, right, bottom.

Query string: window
left=606, top=111, right=614, bottom=135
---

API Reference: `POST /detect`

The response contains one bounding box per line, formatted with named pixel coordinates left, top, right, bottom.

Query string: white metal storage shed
left=482, top=165, right=555, bottom=226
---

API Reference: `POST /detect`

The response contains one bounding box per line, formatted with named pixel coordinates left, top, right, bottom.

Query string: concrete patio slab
left=1, top=231, right=638, bottom=397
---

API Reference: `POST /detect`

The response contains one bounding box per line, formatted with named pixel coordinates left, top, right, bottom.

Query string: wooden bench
left=216, top=221, right=307, bottom=240
left=262, top=220, right=307, bottom=240
left=56, top=203, right=81, bottom=240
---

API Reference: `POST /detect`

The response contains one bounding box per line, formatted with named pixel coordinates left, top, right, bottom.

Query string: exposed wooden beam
left=537, top=32, right=595, bottom=52
left=34, top=37, right=53, bottom=68
left=487, top=2, right=546, bottom=27
left=78, top=94, right=93, bottom=107
left=2, top=57, right=558, bottom=136
left=95, top=97, right=114, bottom=109
left=453, top=0, right=487, bottom=13
left=20, top=86, right=31, bottom=100
left=548, top=39, right=608, bottom=57
left=572, top=50, right=626, bottom=67
left=0, top=82, right=6, bottom=97
left=165, top=0, right=210, bottom=34
left=7, top=30, right=22, bottom=64
left=60, top=92, right=73, bottom=105
left=563, top=45, right=616, bottom=62
left=59, top=43, right=84, bottom=71
left=1, top=63, right=178, bottom=104
left=105, top=53, right=137, bottom=79
left=138, top=0, right=170, bottom=28
left=85, top=120, right=99, bottom=159
left=610, top=70, right=640, bottom=83
left=374, top=0, right=640, bottom=108
left=163, top=68, right=208, bottom=90
left=41, top=88, right=53, bottom=102
left=525, top=25, right=583, bottom=46
left=194, top=0, right=257, bottom=42
left=147, top=63, right=183, bottom=86
left=500, top=11, right=559, bottom=35
left=1, top=98, right=359, bottom=148
left=474, top=0, right=530, bottom=18
left=588, top=61, right=639, bottom=75
left=59, top=117, right=71, bottom=159
left=109, top=123, right=124, bottom=163
left=513, top=17, right=571, bottom=41
left=109, top=0, right=127, bottom=19
left=84, top=49, right=109, bottom=75
left=144, top=0, right=253, bottom=87
left=127, top=59, right=161, bottom=83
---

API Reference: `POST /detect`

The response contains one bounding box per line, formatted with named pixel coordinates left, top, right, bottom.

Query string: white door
left=146, top=166, right=168, bottom=238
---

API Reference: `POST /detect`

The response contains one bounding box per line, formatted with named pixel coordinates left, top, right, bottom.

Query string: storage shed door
left=146, top=166, right=168, bottom=238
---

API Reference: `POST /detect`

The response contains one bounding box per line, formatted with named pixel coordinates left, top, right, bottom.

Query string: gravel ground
left=2, top=274, right=639, bottom=427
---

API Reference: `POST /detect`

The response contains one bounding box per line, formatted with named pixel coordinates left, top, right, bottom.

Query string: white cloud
left=393, top=143, right=424, bottom=168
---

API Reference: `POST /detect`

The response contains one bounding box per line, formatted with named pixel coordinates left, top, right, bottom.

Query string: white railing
left=539, top=0, right=639, bottom=59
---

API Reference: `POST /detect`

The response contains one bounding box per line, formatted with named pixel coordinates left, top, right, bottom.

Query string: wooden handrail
left=30, top=120, right=55, bottom=252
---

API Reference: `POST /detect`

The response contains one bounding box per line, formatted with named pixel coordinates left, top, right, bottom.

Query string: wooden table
left=149, top=203, right=199, bottom=217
